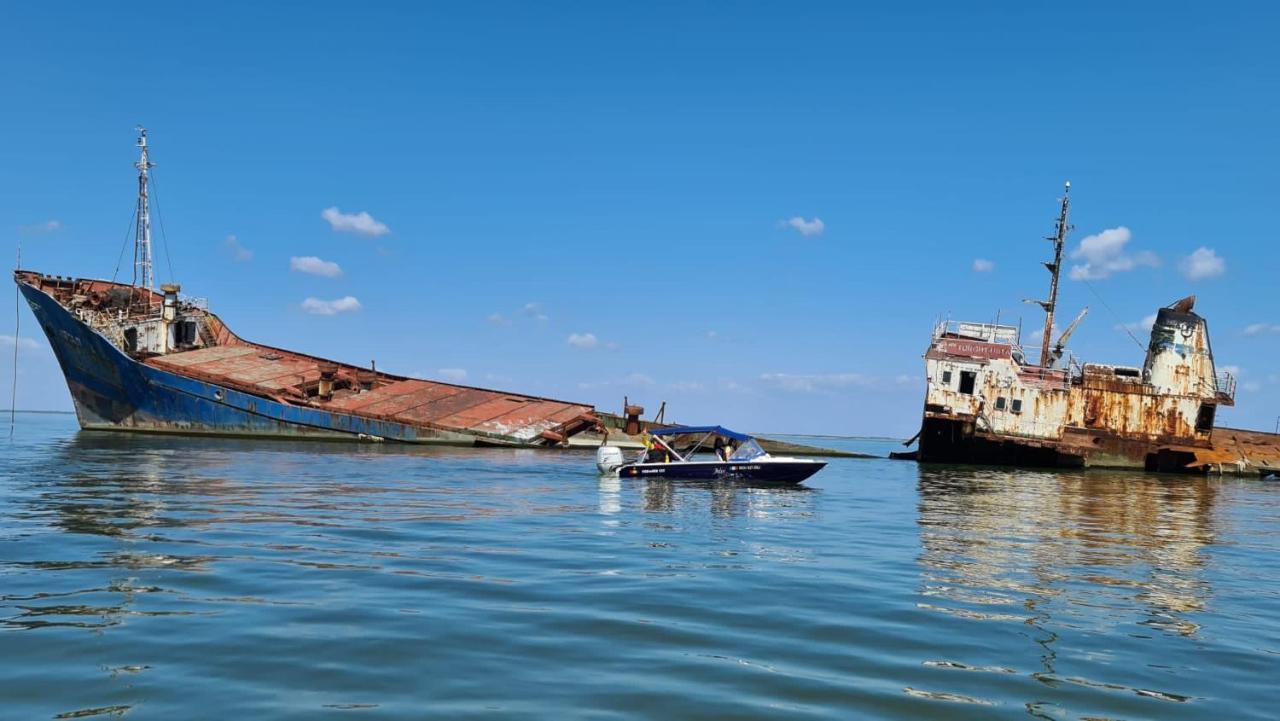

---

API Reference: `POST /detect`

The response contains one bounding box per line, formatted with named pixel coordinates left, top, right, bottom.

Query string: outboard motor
left=596, top=446, right=625, bottom=476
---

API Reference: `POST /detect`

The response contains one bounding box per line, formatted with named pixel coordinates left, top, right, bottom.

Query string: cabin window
left=958, top=370, right=977, bottom=395
left=941, top=370, right=952, bottom=386
left=1011, top=399, right=1023, bottom=414
left=123, top=327, right=138, bottom=352
left=995, top=397, right=1007, bottom=411
left=1196, top=403, right=1215, bottom=433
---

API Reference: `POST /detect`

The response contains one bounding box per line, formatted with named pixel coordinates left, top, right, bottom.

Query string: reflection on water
left=2, top=420, right=1279, bottom=720
left=638, top=478, right=814, bottom=519
left=913, top=466, right=1231, bottom=712
left=917, top=468, right=1217, bottom=637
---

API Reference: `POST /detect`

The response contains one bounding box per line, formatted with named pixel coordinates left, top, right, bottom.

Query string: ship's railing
left=1005, top=345, right=1082, bottom=382
left=933, top=319, right=1021, bottom=345
left=1215, top=371, right=1237, bottom=402
left=181, top=295, right=209, bottom=311
left=1015, top=360, right=1076, bottom=390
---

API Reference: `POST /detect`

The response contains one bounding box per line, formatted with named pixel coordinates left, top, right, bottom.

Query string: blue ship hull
left=20, top=282, right=460, bottom=443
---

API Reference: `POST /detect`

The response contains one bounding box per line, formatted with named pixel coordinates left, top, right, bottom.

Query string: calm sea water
left=2, top=413, right=1278, bottom=720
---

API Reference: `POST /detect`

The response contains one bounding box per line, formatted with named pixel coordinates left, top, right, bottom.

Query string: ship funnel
left=1143, top=303, right=1217, bottom=399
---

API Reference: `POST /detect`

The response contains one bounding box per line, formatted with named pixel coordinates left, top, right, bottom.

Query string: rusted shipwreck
left=15, top=129, right=597, bottom=446
left=916, top=184, right=1278, bottom=475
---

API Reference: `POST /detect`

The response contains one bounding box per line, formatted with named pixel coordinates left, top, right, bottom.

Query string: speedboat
left=596, top=425, right=827, bottom=485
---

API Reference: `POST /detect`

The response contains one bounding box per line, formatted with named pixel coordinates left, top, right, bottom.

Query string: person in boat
left=644, top=435, right=669, bottom=463
left=714, top=437, right=728, bottom=462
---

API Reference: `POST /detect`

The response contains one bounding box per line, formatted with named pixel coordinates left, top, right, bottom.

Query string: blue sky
left=2, top=2, right=1278, bottom=436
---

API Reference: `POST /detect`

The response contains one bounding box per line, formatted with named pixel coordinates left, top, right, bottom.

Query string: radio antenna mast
left=132, top=127, right=156, bottom=307
left=1035, top=182, right=1072, bottom=367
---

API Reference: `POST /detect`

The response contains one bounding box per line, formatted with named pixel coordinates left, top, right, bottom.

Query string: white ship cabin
left=52, top=277, right=215, bottom=358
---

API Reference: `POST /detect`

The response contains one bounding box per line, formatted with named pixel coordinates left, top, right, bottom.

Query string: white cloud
left=577, top=372, right=656, bottom=391
left=1179, top=247, right=1225, bottom=281
left=301, top=296, right=362, bottom=315
left=290, top=255, right=342, bottom=278
left=759, top=372, right=873, bottom=392
left=972, top=258, right=995, bottom=273
left=668, top=381, right=706, bottom=393
left=1027, top=324, right=1058, bottom=343
left=567, top=332, right=599, bottom=349
left=1244, top=323, right=1280, bottom=337
left=224, top=234, right=253, bottom=262
left=437, top=368, right=468, bottom=383
left=487, top=313, right=511, bottom=327
left=1242, top=381, right=1262, bottom=393
left=21, top=219, right=62, bottom=234
left=321, top=207, right=390, bottom=237
left=1116, top=313, right=1158, bottom=334
left=718, top=379, right=754, bottom=394
left=1219, top=364, right=1242, bottom=379
left=704, top=330, right=738, bottom=344
left=522, top=302, right=548, bottom=322
left=781, top=216, right=825, bottom=237
left=1068, top=226, right=1159, bottom=280
left=0, top=335, right=40, bottom=351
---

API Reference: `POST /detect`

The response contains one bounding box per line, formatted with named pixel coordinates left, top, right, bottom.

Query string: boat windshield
left=729, top=439, right=766, bottom=461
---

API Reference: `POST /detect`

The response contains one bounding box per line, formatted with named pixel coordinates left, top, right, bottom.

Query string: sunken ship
left=15, top=129, right=599, bottom=446
left=916, top=183, right=1278, bottom=474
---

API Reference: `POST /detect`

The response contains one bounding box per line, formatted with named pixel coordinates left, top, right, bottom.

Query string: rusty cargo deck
left=145, top=343, right=597, bottom=445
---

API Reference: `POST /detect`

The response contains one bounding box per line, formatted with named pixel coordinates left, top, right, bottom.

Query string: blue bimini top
left=648, top=425, right=751, bottom=442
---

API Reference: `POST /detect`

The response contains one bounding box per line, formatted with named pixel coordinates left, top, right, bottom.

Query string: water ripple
left=0, top=420, right=1278, bottom=719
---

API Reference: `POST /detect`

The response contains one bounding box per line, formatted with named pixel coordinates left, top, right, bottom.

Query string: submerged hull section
left=18, top=275, right=596, bottom=446
left=917, top=417, right=1194, bottom=472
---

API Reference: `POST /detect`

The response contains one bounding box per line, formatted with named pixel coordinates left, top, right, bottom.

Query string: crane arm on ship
left=1048, top=306, right=1089, bottom=367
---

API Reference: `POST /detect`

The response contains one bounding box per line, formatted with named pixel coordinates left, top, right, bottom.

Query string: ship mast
left=133, top=126, right=156, bottom=304
left=1035, top=182, right=1072, bottom=367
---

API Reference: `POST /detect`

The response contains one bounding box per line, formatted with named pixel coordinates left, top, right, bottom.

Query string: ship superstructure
left=917, top=184, right=1250, bottom=472
left=15, top=129, right=598, bottom=446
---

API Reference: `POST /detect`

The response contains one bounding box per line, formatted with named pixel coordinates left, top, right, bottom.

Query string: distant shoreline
left=7, top=411, right=908, bottom=440
left=759, top=432, right=908, bottom=442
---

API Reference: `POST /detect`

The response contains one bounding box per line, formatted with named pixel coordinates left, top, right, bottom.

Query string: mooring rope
left=10, top=242, right=20, bottom=439
left=1081, top=276, right=1146, bottom=352
left=111, top=204, right=137, bottom=285
left=149, top=169, right=177, bottom=285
